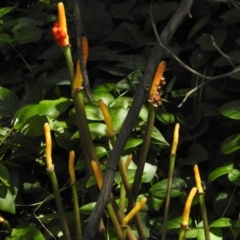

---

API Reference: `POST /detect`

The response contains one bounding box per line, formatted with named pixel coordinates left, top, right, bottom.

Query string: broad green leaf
left=118, top=54, right=148, bottom=71
left=228, top=169, right=240, bottom=185
left=101, top=26, right=136, bottom=48
left=85, top=91, right=114, bottom=106
left=0, top=162, right=10, bottom=186
left=178, top=143, right=208, bottom=166
left=151, top=126, right=169, bottom=147
left=0, top=184, right=15, bottom=214
left=208, top=162, right=234, bottom=183
left=37, top=45, right=63, bottom=60
left=0, top=33, right=12, bottom=43
left=89, top=122, right=107, bottom=138
left=94, top=63, right=131, bottom=76
left=167, top=217, right=190, bottom=230
left=115, top=162, right=157, bottom=185
left=124, top=138, right=143, bottom=150
left=95, top=146, right=108, bottom=159
left=185, top=228, right=199, bottom=238
left=93, top=83, right=116, bottom=93
left=80, top=202, right=96, bottom=214
left=156, top=112, right=175, bottom=125
left=219, top=100, right=240, bottom=120
left=11, top=222, right=45, bottom=240
left=85, top=105, right=104, bottom=121
left=109, top=97, right=132, bottom=109
left=14, top=98, right=71, bottom=130
left=116, top=70, right=142, bottom=90
left=150, top=196, right=164, bottom=211
left=0, top=4, right=18, bottom=18
left=190, top=47, right=211, bottom=68
left=89, top=46, right=118, bottom=61
left=210, top=218, right=232, bottom=228
left=196, top=28, right=227, bottom=51
left=221, top=134, right=240, bottom=154
left=149, top=178, right=186, bottom=198
left=139, top=105, right=148, bottom=122
left=187, top=16, right=210, bottom=40
left=14, top=26, right=43, bottom=44
left=20, top=73, right=46, bottom=106
left=111, top=108, right=128, bottom=133
left=213, top=50, right=240, bottom=67
left=221, top=8, right=240, bottom=22
left=0, top=87, right=20, bottom=117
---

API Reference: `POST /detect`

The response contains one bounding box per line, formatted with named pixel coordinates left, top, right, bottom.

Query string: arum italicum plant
left=194, top=164, right=210, bottom=240
left=43, top=123, right=71, bottom=240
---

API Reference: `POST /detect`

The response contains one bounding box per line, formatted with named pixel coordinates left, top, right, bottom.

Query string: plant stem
left=199, top=194, right=210, bottom=240
left=162, top=123, right=180, bottom=240
left=49, top=169, right=71, bottom=240
left=132, top=104, right=156, bottom=199
left=179, top=227, right=186, bottom=240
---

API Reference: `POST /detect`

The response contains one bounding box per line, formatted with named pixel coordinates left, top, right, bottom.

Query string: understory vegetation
left=0, top=0, right=240, bottom=239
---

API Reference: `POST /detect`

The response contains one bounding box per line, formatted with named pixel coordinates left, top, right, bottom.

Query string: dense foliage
left=0, top=0, right=240, bottom=239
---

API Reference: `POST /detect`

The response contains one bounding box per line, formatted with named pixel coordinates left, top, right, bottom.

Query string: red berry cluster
left=52, top=22, right=68, bottom=47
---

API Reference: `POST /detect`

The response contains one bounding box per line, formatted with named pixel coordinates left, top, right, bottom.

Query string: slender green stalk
left=63, top=47, right=75, bottom=86
left=179, top=227, right=186, bottom=240
left=70, top=182, right=82, bottom=240
left=132, top=104, right=156, bottom=199
left=199, top=194, right=210, bottom=240
left=119, top=182, right=126, bottom=214
left=162, top=123, right=180, bottom=240
left=107, top=203, right=125, bottom=240
left=162, top=154, right=176, bottom=239
left=49, top=169, right=71, bottom=240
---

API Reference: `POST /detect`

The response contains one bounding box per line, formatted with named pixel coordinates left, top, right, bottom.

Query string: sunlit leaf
left=208, top=162, right=234, bottom=183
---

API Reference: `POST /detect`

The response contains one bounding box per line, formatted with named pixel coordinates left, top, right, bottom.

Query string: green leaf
left=0, top=162, right=10, bottom=186
left=178, top=143, right=208, bottom=166
left=0, top=87, right=20, bottom=117
left=14, top=26, right=43, bottom=44
left=116, top=70, right=142, bottom=90
left=0, top=33, right=12, bottom=43
left=219, top=100, right=240, bottom=119
left=213, top=50, right=240, bottom=67
left=87, top=91, right=114, bottom=106
left=156, top=111, right=175, bottom=125
left=124, top=138, right=143, bottom=150
left=89, top=122, right=107, bottom=138
left=190, top=47, right=211, bottom=68
left=95, top=146, right=108, bottom=159
left=93, top=83, right=116, bottom=93
left=149, top=178, right=186, bottom=198
left=85, top=105, right=104, bottom=121
left=0, top=184, right=15, bottom=214
left=0, top=4, right=18, bottom=18
left=80, top=202, right=96, bottom=214
left=88, top=46, right=118, bottom=61
left=14, top=98, right=71, bottom=130
left=208, top=162, right=234, bottom=183
left=150, top=196, right=164, bottom=211
left=111, top=108, right=128, bottom=133
left=196, top=28, right=227, bottom=51
left=221, top=134, right=240, bottom=154
left=151, top=126, right=169, bottom=147
left=11, top=222, right=45, bottom=240
left=228, top=169, right=240, bottom=185
left=221, top=8, right=240, bottom=22
left=187, top=16, right=210, bottom=40
left=109, top=97, right=132, bottom=109
left=210, top=218, right=232, bottom=228
left=101, top=25, right=136, bottom=48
